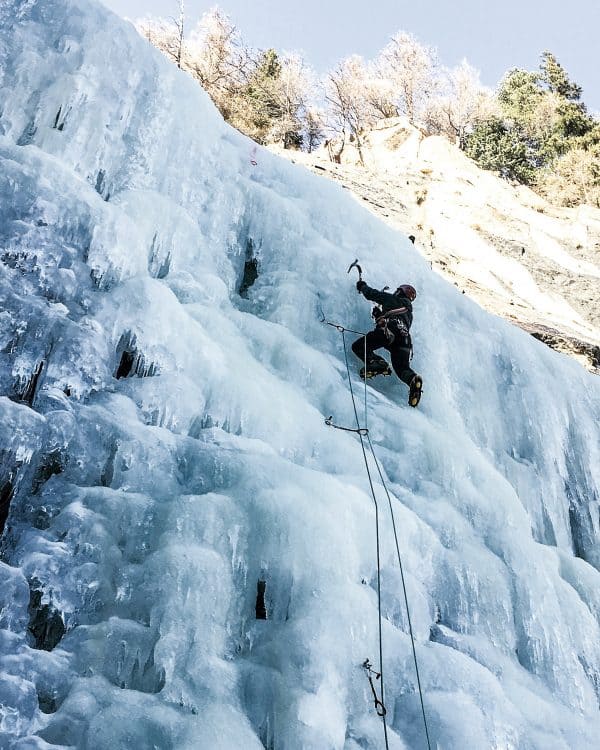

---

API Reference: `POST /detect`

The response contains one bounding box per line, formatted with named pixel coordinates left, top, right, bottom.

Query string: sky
left=101, top=0, right=599, bottom=113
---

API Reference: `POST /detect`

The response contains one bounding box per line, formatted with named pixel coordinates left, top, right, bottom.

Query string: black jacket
left=358, top=282, right=414, bottom=331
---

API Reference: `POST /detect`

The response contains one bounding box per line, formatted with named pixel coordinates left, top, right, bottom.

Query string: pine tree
left=237, top=49, right=284, bottom=143
left=247, top=49, right=283, bottom=122
left=539, top=52, right=582, bottom=100
left=234, top=49, right=310, bottom=148
left=467, top=53, right=599, bottom=195
left=465, top=116, right=536, bottom=183
left=497, top=69, right=543, bottom=124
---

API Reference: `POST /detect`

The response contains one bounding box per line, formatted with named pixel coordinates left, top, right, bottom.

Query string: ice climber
left=352, top=278, right=423, bottom=407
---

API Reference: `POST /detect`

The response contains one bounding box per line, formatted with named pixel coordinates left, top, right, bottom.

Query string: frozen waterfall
left=0, top=1, right=599, bottom=748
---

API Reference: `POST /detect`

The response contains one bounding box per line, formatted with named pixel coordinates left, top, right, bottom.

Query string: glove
left=371, top=306, right=382, bottom=319
left=356, top=279, right=367, bottom=292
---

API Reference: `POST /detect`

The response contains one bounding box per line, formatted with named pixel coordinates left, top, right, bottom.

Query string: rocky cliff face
left=275, top=118, right=600, bottom=372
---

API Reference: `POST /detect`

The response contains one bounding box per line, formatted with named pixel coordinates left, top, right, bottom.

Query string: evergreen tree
left=465, top=70, right=548, bottom=180
left=465, top=116, right=537, bottom=183
left=557, top=100, right=595, bottom=139
left=497, top=69, right=543, bottom=125
left=234, top=49, right=283, bottom=143
left=236, top=49, right=309, bottom=148
left=247, top=49, right=283, bottom=122
left=467, top=53, right=599, bottom=197
left=538, top=52, right=594, bottom=141
left=137, top=10, right=599, bottom=203
left=539, top=51, right=582, bottom=100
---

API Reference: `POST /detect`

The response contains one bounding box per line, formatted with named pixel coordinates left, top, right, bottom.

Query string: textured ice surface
left=1, top=2, right=599, bottom=748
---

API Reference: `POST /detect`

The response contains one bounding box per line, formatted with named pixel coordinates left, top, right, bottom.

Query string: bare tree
left=325, top=56, right=378, bottom=164
left=187, top=8, right=250, bottom=89
left=425, top=60, right=497, bottom=147
left=536, top=146, right=600, bottom=206
left=377, top=31, right=440, bottom=125
left=364, top=60, right=398, bottom=119
left=136, top=16, right=182, bottom=65
left=304, top=107, right=326, bottom=152
left=184, top=7, right=253, bottom=121
left=271, top=53, right=316, bottom=148
left=137, top=0, right=186, bottom=68
left=173, top=0, right=185, bottom=69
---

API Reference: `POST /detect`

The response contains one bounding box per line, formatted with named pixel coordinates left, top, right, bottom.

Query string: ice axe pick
left=347, top=259, right=363, bottom=288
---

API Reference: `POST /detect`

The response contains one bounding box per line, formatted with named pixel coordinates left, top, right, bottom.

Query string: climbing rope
left=320, top=318, right=369, bottom=427
left=322, top=313, right=432, bottom=750
left=332, top=325, right=390, bottom=749
left=316, top=291, right=369, bottom=426
left=366, top=432, right=433, bottom=750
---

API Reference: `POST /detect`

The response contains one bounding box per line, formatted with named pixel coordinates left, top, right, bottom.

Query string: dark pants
left=352, top=328, right=416, bottom=386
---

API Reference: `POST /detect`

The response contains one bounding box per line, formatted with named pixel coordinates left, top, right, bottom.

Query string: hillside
left=273, top=118, right=600, bottom=373
left=1, top=3, right=600, bottom=750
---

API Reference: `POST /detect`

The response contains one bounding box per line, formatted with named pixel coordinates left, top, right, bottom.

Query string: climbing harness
left=320, top=299, right=432, bottom=750
left=375, top=307, right=410, bottom=345
left=362, top=659, right=387, bottom=716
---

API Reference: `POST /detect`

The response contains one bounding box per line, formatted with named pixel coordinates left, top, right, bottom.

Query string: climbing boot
left=408, top=375, right=423, bottom=407
left=360, top=356, right=392, bottom=380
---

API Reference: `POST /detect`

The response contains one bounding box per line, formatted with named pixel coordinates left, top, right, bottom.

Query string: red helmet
left=396, top=284, right=417, bottom=301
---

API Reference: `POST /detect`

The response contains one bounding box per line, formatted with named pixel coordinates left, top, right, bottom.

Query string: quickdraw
left=325, top=416, right=369, bottom=436
left=362, top=659, right=387, bottom=717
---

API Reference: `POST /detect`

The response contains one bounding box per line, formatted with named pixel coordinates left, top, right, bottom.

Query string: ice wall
left=1, top=1, right=599, bottom=748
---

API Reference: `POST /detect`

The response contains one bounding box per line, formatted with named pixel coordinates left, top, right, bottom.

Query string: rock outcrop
left=275, top=118, right=600, bottom=372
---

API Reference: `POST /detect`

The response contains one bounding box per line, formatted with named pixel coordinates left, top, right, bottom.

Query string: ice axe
left=347, top=259, right=363, bottom=288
